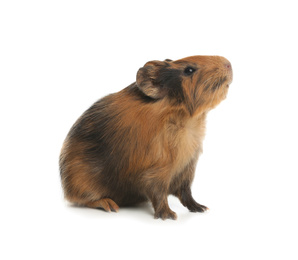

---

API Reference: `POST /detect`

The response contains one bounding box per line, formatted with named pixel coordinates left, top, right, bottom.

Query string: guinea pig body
left=60, top=55, right=233, bottom=220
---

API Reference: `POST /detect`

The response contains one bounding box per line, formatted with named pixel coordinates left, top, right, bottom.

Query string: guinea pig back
left=59, top=55, right=233, bottom=220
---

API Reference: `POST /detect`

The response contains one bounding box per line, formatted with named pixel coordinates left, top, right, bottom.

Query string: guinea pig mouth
left=226, top=70, right=233, bottom=84
left=225, top=76, right=233, bottom=87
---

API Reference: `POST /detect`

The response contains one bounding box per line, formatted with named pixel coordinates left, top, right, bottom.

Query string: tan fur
left=59, top=55, right=233, bottom=219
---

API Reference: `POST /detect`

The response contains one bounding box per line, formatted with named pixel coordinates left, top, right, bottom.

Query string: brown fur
left=59, top=55, right=233, bottom=220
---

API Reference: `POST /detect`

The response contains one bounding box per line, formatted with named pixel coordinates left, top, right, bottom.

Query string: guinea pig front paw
left=186, top=201, right=209, bottom=213
left=154, top=208, right=177, bottom=220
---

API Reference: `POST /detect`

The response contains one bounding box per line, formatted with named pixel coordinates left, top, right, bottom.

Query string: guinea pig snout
left=224, top=61, right=232, bottom=70
left=220, top=58, right=233, bottom=83
left=218, top=56, right=232, bottom=70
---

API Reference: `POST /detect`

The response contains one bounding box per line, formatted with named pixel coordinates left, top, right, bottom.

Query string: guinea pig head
left=136, top=55, right=233, bottom=115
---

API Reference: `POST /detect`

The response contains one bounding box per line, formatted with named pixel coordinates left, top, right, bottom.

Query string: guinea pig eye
left=184, top=66, right=196, bottom=75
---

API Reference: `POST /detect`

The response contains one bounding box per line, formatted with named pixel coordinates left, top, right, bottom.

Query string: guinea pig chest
left=59, top=55, right=233, bottom=220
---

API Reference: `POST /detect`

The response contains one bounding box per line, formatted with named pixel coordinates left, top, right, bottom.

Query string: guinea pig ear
left=136, top=61, right=167, bottom=99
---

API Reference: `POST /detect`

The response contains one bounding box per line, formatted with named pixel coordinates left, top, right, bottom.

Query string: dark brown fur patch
left=60, top=55, right=232, bottom=219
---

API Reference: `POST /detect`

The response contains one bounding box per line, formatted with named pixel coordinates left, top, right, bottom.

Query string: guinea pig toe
left=199, top=204, right=209, bottom=211
left=154, top=209, right=177, bottom=220
left=167, top=211, right=177, bottom=220
left=188, top=202, right=209, bottom=213
left=94, top=198, right=119, bottom=213
left=106, top=198, right=120, bottom=212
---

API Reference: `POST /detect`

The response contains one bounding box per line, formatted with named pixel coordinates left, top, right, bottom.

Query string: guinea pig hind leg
left=85, top=198, right=119, bottom=212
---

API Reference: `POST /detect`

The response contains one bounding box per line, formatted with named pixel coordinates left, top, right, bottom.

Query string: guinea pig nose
left=224, top=61, right=232, bottom=70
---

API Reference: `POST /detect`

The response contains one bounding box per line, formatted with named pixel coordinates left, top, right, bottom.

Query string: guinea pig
left=59, top=55, right=233, bottom=220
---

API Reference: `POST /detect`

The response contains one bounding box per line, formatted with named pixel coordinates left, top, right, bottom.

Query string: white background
left=1, top=0, right=297, bottom=259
